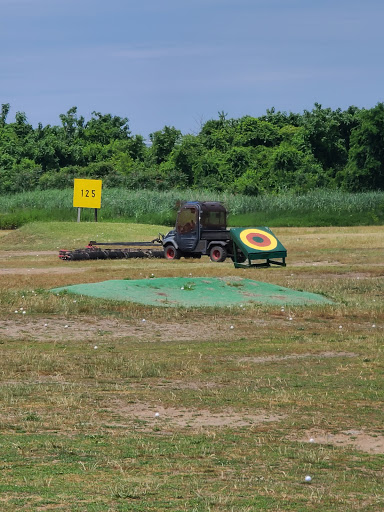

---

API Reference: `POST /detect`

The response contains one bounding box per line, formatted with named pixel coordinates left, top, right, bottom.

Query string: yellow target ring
left=239, top=229, right=278, bottom=251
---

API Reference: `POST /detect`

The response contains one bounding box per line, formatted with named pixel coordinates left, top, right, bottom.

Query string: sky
left=2, top=0, right=384, bottom=139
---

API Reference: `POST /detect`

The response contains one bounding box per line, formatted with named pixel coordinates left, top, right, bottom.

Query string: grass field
left=1, top=188, right=384, bottom=228
left=0, top=222, right=383, bottom=511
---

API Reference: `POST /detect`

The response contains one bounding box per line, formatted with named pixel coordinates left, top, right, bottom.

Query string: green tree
left=260, top=107, right=302, bottom=128
left=232, top=146, right=274, bottom=195
left=198, top=112, right=238, bottom=151
left=85, top=112, right=131, bottom=144
left=270, top=143, right=324, bottom=192
left=192, top=148, right=226, bottom=190
left=149, top=126, right=182, bottom=164
left=59, top=106, right=85, bottom=141
left=32, top=128, right=65, bottom=171
left=163, top=134, right=203, bottom=186
left=343, top=103, right=384, bottom=191
left=0, top=103, right=10, bottom=128
left=302, top=103, right=351, bottom=174
left=234, top=116, right=281, bottom=148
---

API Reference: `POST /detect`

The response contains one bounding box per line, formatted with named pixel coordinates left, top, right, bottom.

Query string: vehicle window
left=201, top=211, right=226, bottom=229
left=177, top=208, right=197, bottom=234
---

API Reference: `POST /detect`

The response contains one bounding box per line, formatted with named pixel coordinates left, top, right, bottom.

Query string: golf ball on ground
left=305, top=475, right=312, bottom=483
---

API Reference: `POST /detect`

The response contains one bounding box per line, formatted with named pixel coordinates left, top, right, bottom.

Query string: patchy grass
left=0, top=223, right=383, bottom=511
left=0, top=221, right=166, bottom=251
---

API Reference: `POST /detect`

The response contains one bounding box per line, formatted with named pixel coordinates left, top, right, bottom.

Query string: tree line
left=1, top=102, right=384, bottom=195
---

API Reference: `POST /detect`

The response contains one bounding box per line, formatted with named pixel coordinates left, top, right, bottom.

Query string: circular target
left=239, top=229, right=278, bottom=251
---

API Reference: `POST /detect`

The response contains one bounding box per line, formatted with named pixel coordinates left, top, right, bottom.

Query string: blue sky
left=2, top=0, right=384, bottom=138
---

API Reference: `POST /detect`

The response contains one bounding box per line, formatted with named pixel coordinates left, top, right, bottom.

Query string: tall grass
left=0, top=188, right=383, bottom=228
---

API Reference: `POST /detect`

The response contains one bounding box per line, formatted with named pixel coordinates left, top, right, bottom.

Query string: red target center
left=246, top=232, right=270, bottom=247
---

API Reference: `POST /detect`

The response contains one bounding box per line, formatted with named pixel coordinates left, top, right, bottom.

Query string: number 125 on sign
left=73, top=179, right=102, bottom=208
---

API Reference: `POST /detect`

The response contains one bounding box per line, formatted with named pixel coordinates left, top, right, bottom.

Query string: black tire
left=231, top=250, right=246, bottom=263
left=164, top=245, right=181, bottom=260
left=209, top=245, right=227, bottom=263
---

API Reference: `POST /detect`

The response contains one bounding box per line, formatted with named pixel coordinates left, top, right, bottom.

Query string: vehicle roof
left=181, top=201, right=227, bottom=213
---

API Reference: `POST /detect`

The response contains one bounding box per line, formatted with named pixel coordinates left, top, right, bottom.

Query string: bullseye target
left=239, top=228, right=278, bottom=251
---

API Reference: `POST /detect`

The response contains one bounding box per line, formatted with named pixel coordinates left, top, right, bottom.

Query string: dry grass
left=0, top=223, right=383, bottom=511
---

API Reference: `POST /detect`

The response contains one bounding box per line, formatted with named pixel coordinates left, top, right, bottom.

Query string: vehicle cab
left=162, top=201, right=230, bottom=260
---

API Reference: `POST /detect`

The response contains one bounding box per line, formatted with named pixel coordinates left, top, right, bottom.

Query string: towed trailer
left=59, top=201, right=287, bottom=268
left=59, top=239, right=164, bottom=261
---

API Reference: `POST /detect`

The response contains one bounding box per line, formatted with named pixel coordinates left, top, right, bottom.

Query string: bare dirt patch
left=0, top=250, right=58, bottom=258
left=237, top=351, right=358, bottom=364
left=291, top=260, right=344, bottom=267
left=126, top=379, right=222, bottom=391
left=295, top=430, right=384, bottom=454
left=0, top=266, right=87, bottom=275
left=107, top=400, right=286, bottom=430
left=291, top=269, right=381, bottom=280
left=0, top=316, right=248, bottom=343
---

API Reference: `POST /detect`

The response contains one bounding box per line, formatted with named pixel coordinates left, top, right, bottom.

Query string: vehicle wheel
left=231, top=250, right=246, bottom=263
left=209, top=245, right=227, bottom=262
left=164, top=245, right=181, bottom=260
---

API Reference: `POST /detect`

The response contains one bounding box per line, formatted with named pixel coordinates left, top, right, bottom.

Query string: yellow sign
left=73, top=179, right=102, bottom=209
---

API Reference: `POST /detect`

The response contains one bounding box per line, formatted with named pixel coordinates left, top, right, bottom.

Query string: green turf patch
left=52, top=277, right=333, bottom=307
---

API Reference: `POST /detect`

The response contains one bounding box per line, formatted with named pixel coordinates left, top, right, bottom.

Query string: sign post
left=73, top=179, right=102, bottom=222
